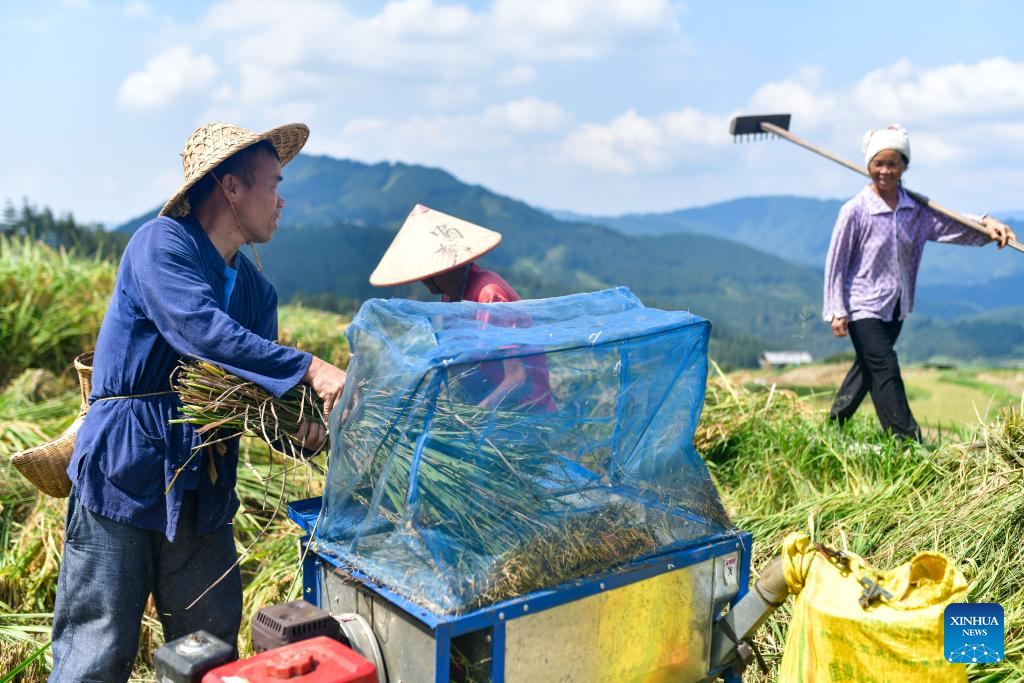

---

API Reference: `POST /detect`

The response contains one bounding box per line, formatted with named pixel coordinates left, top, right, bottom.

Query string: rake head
left=729, top=113, right=791, bottom=141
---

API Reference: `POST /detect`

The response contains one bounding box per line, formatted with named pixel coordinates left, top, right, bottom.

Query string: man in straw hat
left=49, top=122, right=346, bottom=681
left=370, top=204, right=555, bottom=412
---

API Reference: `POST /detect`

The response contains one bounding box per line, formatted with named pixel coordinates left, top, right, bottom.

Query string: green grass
left=939, top=370, right=1019, bottom=404
left=278, top=304, right=350, bottom=368
left=907, top=370, right=1009, bottom=427
left=700, top=365, right=1024, bottom=681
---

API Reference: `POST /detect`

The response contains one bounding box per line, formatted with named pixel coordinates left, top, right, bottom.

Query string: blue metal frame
left=289, top=497, right=753, bottom=681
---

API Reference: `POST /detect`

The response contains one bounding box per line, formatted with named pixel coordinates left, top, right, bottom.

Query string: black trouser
left=829, top=303, right=921, bottom=442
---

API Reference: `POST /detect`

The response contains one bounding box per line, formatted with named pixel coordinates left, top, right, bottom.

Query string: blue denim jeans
left=49, top=490, right=242, bottom=682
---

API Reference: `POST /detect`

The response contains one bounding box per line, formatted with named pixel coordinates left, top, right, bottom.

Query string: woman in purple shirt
left=823, top=124, right=1015, bottom=442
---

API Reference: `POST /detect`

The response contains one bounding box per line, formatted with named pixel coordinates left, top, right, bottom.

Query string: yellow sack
left=778, top=532, right=968, bottom=683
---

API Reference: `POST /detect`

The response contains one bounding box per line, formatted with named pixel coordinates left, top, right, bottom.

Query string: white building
left=759, top=351, right=813, bottom=368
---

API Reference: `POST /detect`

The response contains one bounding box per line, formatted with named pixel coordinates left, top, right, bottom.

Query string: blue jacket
left=69, top=215, right=311, bottom=540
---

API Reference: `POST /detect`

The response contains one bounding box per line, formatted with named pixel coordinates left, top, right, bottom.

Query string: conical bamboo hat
left=369, top=204, right=502, bottom=287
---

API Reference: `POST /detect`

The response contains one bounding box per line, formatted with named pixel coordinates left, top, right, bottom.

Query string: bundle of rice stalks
left=334, top=383, right=669, bottom=610
left=343, top=388, right=575, bottom=553
left=473, top=503, right=660, bottom=608
left=994, top=403, right=1024, bottom=467
left=172, top=360, right=327, bottom=459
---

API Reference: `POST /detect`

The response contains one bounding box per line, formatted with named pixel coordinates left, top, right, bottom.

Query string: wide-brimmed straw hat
left=11, top=352, right=93, bottom=498
left=369, top=204, right=502, bottom=287
left=160, top=122, right=310, bottom=218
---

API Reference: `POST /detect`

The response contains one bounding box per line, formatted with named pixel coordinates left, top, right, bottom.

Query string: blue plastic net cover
left=316, top=287, right=735, bottom=614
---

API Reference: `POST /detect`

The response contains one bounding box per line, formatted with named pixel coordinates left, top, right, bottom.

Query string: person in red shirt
left=370, top=205, right=555, bottom=412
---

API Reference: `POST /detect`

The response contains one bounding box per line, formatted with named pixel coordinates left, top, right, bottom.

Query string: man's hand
left=304, top=356, right=346, bottom=417
left=296, top=418, right=327, bottom=453
left=982, top=216, right=1016, bottom=248
left=831, top=316, right=848, bottom=337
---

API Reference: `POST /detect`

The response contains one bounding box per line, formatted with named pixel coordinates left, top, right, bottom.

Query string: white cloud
left=559, top=56, right=1024, bottom=182
left=184, top=0, right=683, bottom=109
left=104, top=5, right=1024, bottom=216
left=118, top=45, right=218, bottom=109
left=372, top=0, right=477, bottom=39
left=852, top=57, right=1024, bottom=122
left=745, top=58, right=1024, bottom=144
left=322, top=97, right=570, bottom=166
left=725, top=59, right=1024, bottom=212
left=563, top=110, right=666, bottom=173
left=490, top=0, right=680, bottom=59
left=748, top=67, right=842, bottom=130
left=660, top=107, right=733, bottom=145
left=122, top=0, right=150, bottom=17
left=235, top=64, right=324, bottom=105
left=562, top=107, right=731, bottom=174
left=909, top=132, right=967, bottom=165
left=979, top=121, right=1024, bottom=143
left=495, top=65, right=537, bottom=87
left=425, top=83, right=481, bottom=111
left=199, top=0, right=489, bottom=92
left=342, top=118, right=391, bottom=136
left=482, top=97, right=570, bottom=133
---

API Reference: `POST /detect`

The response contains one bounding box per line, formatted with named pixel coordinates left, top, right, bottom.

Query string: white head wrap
left=862, top=124, right=911, bottom=167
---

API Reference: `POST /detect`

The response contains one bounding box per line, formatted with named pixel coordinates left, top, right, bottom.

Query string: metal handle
left=710, top=555, right=788, bottom=670
left=759, top=121, right=1024, bottom=255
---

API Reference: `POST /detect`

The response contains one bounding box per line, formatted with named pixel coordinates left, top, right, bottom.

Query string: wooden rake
left=729, top=113, right=1024, bottom=255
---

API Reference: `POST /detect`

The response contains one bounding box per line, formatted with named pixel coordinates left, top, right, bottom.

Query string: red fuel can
left=202, top=636, right=377, bottom=683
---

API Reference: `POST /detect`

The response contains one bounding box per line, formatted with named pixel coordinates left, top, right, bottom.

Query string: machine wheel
left=336, top=612, right=387, bottom=683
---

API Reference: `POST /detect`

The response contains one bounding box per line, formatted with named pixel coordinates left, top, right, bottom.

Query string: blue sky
left=4, top=0, right=1024, bottom=225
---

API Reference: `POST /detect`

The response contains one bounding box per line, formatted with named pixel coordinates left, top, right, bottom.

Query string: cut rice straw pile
left=700, top=362, right=1024, bottom=681
left=172, top=360, right=327, bottom=461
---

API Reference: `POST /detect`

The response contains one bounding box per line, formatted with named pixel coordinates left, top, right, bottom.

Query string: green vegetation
left=902, top=311, right=1024, bottom=364
left=1, top=230, right=1019, bottom=680
left=585, top=195, right=842, bottom=270
left=0, top=236, right=114, bottom=388
left=3, top=200, right=128, bottom=259
left=699, top=367, right=1023, bottom=681
left=583, top=196, right=1024, bottom=302
left=0, top=403, right=328, bottom=680
left=735, top=363, right=1023, bottom=430
left=278, top=304, right=351, bottom=368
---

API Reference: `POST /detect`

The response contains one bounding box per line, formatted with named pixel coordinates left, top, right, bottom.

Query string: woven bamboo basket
left=11, top=352, right=93, bottom=498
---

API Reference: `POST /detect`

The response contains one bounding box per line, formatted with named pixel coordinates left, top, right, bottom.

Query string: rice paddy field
left=1, top=237, right=1021, bottom=681
left=733, top=362, right=1023, bottom=432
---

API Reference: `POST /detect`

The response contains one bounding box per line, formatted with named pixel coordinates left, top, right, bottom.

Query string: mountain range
left=114, top=154, right=1024, bottom=367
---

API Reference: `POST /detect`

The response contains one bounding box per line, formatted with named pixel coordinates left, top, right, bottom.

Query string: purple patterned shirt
left=823, top=185, right=988, bottom=322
